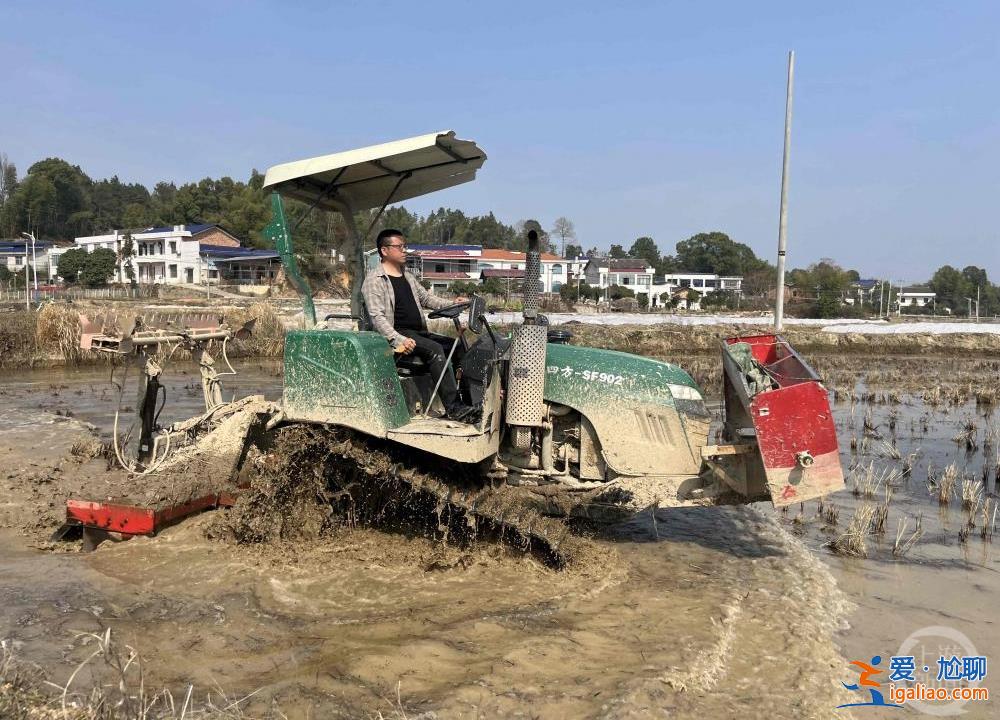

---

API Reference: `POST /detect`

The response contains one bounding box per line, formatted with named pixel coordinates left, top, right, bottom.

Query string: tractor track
left=221, top=423, right=592, bottom=568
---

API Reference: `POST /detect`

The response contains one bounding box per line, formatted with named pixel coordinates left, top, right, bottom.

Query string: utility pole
left=23, top=246, right=29, bottom=310
left=773, top=50, right=795, bottom=332
left=21, top=232, right=37, bottom=291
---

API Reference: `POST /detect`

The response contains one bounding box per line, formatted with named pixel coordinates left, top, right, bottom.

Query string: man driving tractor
left=362, top=228, right=480, bottom=423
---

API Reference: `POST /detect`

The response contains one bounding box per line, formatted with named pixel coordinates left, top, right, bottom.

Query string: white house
left=897, top=287, right=936, bottom=309
left=670, top=287, right=702, bottom=311
left=0, top=239, right=58, bottom=281
left=583, top=258, right=655, bottom=292
left=371, top=244, right=585, bottom=294
left=73, top=224, right=278, bottom=285
left=478, top=249, right=582, bottom=294
left=583, top=258, right=742, bottom=307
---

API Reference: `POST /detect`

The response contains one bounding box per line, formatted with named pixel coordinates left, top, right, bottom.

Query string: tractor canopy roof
left=262, top=130, right=486, bottom=213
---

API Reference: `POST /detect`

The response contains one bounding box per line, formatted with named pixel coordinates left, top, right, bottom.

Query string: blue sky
left=3, top=1, right=998, bottom=279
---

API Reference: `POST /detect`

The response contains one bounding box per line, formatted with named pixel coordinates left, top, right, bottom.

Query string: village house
left=74, top=224, right=278, bottom=285
left=366, top=244, right=585, bottom=294
left=670, top=287, right=702, bottom=311
left=897, top=286, right=936, bottom=310
left=0, top=239, right=52, bottom=279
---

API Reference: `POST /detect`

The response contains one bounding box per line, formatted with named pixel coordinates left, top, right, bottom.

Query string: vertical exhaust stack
left=506, top=226, right=548, bottom=451
left=522, top=227, right=541, bottom=324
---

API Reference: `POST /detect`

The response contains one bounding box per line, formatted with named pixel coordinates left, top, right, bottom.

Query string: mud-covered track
left=225, top=424, right=589, bottom=568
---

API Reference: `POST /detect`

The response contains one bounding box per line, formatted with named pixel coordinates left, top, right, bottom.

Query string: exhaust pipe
left=506, top=223, right=547, bottom=451
left=522, top=226, right=541, bottom=324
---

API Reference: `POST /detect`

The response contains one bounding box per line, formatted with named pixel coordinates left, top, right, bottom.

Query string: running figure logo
left=837, top=655, right=904, bottom=709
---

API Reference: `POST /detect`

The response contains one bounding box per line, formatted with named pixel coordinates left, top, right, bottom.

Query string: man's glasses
left=385, top=243, right=407, bottom=251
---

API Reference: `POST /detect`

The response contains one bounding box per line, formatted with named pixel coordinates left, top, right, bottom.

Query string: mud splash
left=217, top=423, right=587, bottom=568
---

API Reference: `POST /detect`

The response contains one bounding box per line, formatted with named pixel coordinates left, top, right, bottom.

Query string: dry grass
left=0, top=300, right=287, bottom=369
left=830, top=504, right=876, bottom=557
left=871, top=485, right=893, bottom=536
left=936, top=463, right=958, bottom=505
left=981, top=499, right=997, bottom=542
left=0, top=310, right=39, bottom=368
left=1, top=630, right=268, bottom=719
left=961, top=477, right=983, bottom=511
left=893, top=513, right=923, bottom=557
left=953, top=419, right=979, bottom=452
left=35, top=303, right=84, bottom=363
left=225, top=302, right=285, bottom=358
left=878, top=439, right=902, bottom=461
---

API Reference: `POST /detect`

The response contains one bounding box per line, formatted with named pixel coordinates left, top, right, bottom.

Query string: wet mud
left=1, top=357, right=996, bottom=717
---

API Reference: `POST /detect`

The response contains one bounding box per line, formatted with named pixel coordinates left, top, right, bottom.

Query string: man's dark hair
left=376, top=228, right=405, bottom=258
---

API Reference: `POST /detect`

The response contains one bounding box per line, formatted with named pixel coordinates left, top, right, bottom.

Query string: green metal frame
left=265, top=192, right=316, bottom=327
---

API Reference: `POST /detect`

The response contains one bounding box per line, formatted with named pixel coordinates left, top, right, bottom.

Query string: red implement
left=64, top=492, right=238, bottom=537
left=721, top=333, right=843, bottom=506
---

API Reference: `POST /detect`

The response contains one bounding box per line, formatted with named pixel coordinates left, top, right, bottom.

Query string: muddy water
left=792, top=391, right=1000, bottom=719
left=0, top=359, right=994, bottom=717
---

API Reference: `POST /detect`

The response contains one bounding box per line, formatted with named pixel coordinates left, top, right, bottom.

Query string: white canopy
left=262, top=130, right=486, bottom=212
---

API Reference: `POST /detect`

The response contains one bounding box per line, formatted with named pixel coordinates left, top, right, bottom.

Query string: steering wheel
left=427, top=301, right=471, bottom=319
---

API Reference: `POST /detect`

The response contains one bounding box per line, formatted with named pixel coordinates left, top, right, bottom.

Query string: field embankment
left=0, top=302, right=286, bottom=369
left=4, top=303, right=1000, bottom=371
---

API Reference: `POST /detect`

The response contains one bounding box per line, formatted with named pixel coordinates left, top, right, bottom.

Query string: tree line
left=1, top=153, right=994, bottom=314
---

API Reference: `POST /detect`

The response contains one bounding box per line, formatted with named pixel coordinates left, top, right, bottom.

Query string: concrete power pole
left=773, top=51, right=795, bottom=332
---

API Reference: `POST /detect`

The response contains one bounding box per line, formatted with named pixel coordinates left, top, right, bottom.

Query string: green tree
left=654, top=255, right=677, bottom=275
left=928, top=265, right=968, bottom=314
left=446, top=280, right=480, bottom=296
left=628, top=236, right=660, bottom=266
left=608, top=244, right=627, bottom=259
left=57, top=248, right=90, bottom=283
left=674, top=231, right=766, bottom=276
left=564, top=243, right=583, bottom=259
left=119, top=232, right=136, bottom=287
left=80, top=248, right=118, bottom=287
left=481, top=277, right=505, bottom=296
left=608, top=284, right=634, bottom=300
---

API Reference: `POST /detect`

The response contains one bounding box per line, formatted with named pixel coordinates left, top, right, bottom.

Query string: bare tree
left=550, top=216, right=576, bottom=258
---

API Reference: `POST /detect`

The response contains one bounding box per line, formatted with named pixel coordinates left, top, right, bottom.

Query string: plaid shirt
left=361, top=262, right=451, bottom=345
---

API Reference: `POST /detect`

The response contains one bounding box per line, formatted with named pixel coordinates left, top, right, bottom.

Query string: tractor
left=257, top=130, right=844, bottom=519
left=63, top=130, right=843, bottom=552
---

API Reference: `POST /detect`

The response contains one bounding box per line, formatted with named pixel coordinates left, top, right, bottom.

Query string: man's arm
left=361, top=275, right=407, bottom=346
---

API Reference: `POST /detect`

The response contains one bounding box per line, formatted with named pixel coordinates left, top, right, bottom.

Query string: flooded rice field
left=0, top=355, right=997, bottom=718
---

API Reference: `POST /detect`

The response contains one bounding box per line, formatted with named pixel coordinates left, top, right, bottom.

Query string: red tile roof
left=480, top=249, right=563, bottom=262
left=422, top=271, right=473, bottom=280
left=481, top=269, right=525, bottom=279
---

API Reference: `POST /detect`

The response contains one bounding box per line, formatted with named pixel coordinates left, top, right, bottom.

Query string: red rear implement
left=719, top=333, right=843, bottom=506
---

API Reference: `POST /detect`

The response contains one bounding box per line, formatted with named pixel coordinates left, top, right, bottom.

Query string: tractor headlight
left=668, top=384, right=702, bottom=401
